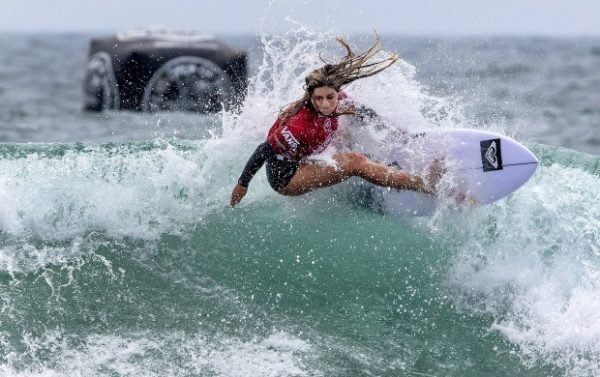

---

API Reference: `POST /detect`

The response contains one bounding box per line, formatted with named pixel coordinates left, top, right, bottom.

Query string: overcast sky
left=2, top=0, right=599, bottom=36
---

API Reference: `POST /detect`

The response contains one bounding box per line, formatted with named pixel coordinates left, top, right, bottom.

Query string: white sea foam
left=0, top=330, right=315, bottom=377
left=439, top=163, right=600, bottom=375
left=0, top=144, right=204, bottom=240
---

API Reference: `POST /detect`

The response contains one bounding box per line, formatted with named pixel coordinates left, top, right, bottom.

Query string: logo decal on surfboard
left=480, top=138, right=503, bottom=171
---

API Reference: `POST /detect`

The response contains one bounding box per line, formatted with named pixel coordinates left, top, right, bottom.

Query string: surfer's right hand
left=230, top=184, right=248, bottom=208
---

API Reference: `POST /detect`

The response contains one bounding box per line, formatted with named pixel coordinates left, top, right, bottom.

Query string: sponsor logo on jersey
left=281, top=127, right=300, bottom=151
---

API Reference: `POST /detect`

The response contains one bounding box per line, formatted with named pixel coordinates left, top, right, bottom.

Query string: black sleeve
left=354, top=105, right=386, bottom=129
left=355, top=105, right=379, bottom=122
left=237, top=142, right=276, bottom=188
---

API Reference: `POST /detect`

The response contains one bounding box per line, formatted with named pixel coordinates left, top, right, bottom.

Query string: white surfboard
left=370, top=128, right=538, bottom=216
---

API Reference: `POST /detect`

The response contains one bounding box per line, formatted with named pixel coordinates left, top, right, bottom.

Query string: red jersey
left=267, top=92, right=351, bottom=160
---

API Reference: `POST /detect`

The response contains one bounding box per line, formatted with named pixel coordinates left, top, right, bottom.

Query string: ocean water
left=0, top=29, right=598, bottom=377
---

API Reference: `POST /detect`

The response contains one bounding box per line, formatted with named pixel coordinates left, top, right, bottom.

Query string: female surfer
left=230, top=34, right=442, bottom=207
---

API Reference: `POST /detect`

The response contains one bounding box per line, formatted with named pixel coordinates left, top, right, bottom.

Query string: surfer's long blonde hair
left=278, top=32, right=398, bottom=125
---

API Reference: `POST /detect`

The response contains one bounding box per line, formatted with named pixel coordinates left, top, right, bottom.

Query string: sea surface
left=0, top=30, right=598, bottom=376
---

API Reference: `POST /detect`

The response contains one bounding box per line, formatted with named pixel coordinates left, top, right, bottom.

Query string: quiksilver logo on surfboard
left=480, top=138, right=503, bottom=171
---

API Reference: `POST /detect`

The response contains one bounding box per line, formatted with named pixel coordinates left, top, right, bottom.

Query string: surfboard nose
left=530, top=148, right=540, bottom=165
left=377, top=128, right=541, bottom=215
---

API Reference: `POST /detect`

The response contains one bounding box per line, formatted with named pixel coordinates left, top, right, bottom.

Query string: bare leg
left=279, top=152, right=434, bottom=196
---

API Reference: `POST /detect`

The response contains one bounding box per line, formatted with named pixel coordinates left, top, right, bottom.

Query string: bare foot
left=425, top=158, right=447, bottom=193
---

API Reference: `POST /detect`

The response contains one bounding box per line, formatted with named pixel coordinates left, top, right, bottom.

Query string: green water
left=2, top=144, right=596, bottom=376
